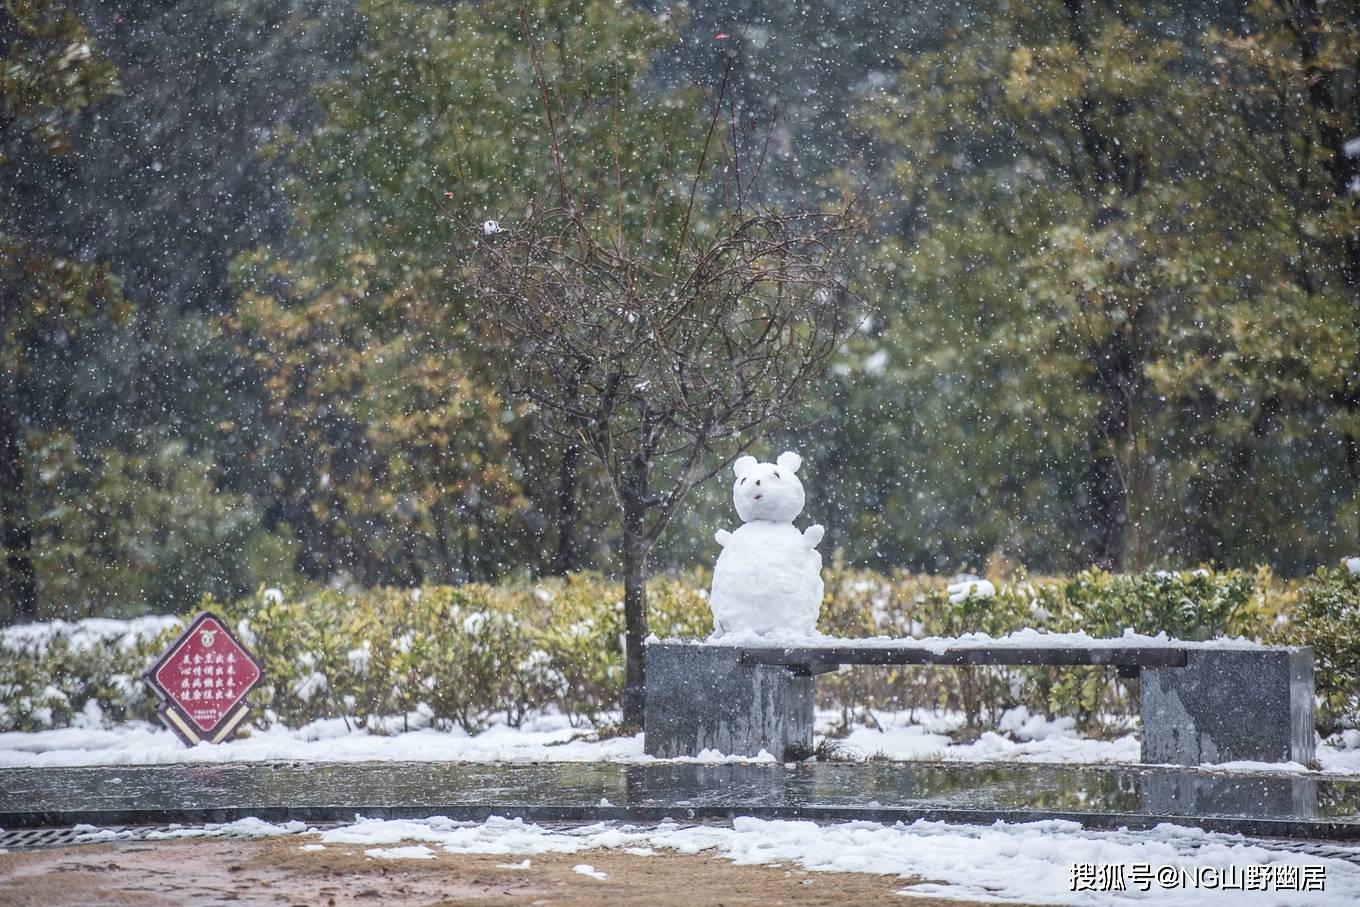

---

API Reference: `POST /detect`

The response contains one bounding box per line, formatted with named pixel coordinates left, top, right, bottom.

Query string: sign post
left=144, top=612, right=263, bottom=746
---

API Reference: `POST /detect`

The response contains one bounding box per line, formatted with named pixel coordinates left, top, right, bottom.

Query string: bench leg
left=644, top=643, right=814, bottom=761
left=1140, top=649, right=1315, bottom=766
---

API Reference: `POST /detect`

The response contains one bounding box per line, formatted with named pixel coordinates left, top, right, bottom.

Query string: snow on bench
left=658, top=627, right=1281, bottom=674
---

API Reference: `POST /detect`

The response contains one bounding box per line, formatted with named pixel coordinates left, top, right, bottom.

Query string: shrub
left=15, top=436, right=298, bottom=622
left=2, top=566, right=1356, bottom=740
left=1286, top=567, right=1360, bottom=735
left=1035, top=568, right=1262, bottom=730
left=0, top=621, right=173, bottom=731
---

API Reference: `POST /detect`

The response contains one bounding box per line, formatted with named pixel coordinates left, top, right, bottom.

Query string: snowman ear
left=776, top=451, right=802, bottom=473
left=733, top=455, right=758, bottom=479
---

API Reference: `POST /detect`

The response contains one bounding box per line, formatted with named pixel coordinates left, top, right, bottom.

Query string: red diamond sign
left=144, top=612, right=263, bottom=747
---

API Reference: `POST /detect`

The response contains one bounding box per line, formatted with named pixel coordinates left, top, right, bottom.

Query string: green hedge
left=2, top=566, right=1357, bottom=738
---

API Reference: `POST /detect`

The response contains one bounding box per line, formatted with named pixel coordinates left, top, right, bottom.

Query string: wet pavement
left=2, top=760, right=1358, bottom=839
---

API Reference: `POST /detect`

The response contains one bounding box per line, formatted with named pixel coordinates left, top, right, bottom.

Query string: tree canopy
left=2, top=0, right=1358, bottom=623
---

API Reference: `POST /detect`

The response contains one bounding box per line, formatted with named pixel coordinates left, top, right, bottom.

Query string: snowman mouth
left=754, top=495, right=763, bottom=500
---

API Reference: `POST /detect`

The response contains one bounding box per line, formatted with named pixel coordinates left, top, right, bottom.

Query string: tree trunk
left=1085, top=446, right=1126, bottom=571
left=1346, top=428, right=1360, bottom=551
left=619, top=454, right=651, bottom=730
left=1084, top=328, right=1136, bottom=572
left=550, top=441, right=581, bottom=575
left=1060, top=0, right=1147, bottom=572
left=620, top=534, right=649, bottom=728
left=0, top=10, right=33, bottom=622
left=0, top=392, right=36, bottom=624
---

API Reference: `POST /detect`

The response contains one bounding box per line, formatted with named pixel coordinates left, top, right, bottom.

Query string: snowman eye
left=739, top=478, right=746, bottom=485
left=773, top=471, right=781, bottom=479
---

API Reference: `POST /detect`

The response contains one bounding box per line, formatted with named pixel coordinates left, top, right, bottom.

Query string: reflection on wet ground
left=2, top=760, right=1358, bottom=838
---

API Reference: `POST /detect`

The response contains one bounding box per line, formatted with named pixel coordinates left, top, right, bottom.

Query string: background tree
left=3, top=0, right=321, bottom=622
left=227, top=0, right=691, bottom=584
left=464, top=21, right=860, bottom=722
left=40, top=0, right=358, bottom=489
left=230, top=254, right=533, bottom=584
left=1188, top=0, right=1360, bottom=553
left=7, top=0, right=1360, bottom=624
left=826, top=0, right=1359, bottom=573
left=1, top=0, right=122, bottom=621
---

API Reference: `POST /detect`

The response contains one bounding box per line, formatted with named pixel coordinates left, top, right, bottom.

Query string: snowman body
left=709, top=451, right=824, bottom=637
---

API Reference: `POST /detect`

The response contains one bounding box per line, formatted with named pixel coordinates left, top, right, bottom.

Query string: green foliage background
left=2, top=0, right=1359, bottom=622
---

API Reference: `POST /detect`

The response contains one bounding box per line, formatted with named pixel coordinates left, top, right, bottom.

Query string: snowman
left=709, top=451, right=825, bottom=637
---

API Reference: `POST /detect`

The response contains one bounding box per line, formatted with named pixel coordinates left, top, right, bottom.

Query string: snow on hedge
left=1, top=615, right=181, bottom=655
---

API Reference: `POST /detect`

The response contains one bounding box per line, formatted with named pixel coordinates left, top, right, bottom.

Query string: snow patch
left=998, top=705, right=1077, bottom=742
left=690, top=747, right=777, bottom=764
left=835, top=709, right=1139, bottom=765
left=947, top=578, right=996, bottom=603
left=298, top=814, right=1360, bottom=905
left=572, top=863, right=608, bottom=879
left=366, top=845, right=437, bottom=860
left=0, top=713, right=646, bottom=768
left=144, top=818, right=310, bottom=839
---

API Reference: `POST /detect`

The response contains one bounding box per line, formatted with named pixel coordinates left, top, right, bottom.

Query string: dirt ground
left=0, top=836, right=1046, bottom=906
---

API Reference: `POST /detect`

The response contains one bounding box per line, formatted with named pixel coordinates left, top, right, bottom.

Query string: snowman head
left=732, top=451, right=806, bottom=523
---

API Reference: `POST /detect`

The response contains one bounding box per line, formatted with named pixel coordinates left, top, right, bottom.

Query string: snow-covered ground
left=65, top=813, right=1360, bottom=905
left=3, top=707, right=1359, bottom=775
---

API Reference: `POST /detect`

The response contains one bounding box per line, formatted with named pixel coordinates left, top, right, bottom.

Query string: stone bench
left=643, top=638, right=1316, bottom=766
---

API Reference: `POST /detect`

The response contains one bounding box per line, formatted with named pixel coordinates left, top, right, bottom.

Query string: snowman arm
left=802, top=524, right=825, bottom=549
left=714, top=528, right=733, bottom=547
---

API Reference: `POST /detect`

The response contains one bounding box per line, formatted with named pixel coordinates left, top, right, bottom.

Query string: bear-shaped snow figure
left=709, top=451, right=825, bottom=637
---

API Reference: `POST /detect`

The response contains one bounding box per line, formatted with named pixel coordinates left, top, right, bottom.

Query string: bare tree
left=450, top=22, right=861, bottom=726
